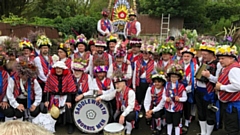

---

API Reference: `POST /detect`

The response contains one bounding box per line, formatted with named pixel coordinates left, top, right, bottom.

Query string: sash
left=0, top=71, right=2, bottom=95
left=27, top=78, right=31, bottom=109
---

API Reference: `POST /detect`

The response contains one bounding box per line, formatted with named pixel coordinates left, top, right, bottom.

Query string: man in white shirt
left=96, top=70, right=139, bottom=135
left=6, top=58, right=42, bottom=121
left=97, top=8, right=114, bottom=37
left=124, top=9, right=141, bottom=40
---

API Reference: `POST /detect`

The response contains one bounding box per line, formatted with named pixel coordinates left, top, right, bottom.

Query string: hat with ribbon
left=128, top=37, right=142, bottom=48
left=75, top=34, right=88, bottom=50
left=112, top=69, right=127, bottom=83
left=115, top=48, right=126, bottom=58
left=216, top=45, right=238, bottom=58
left=58, top=43, right=71, bottom=57
left=36, top=35, right=52, bottom=49
left=181, top=46, right=196, bottom=56
left=151, top=66, right=167, bottom=84
left=128, top=8, right=137, bottom=17
left=94, top=65, right=108, bottom=73
left=107, top=35, right=117, bottom=45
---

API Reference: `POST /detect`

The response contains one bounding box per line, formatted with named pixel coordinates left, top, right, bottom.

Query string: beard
left=183, top=60, right=191, bottom=64
left=97, top=50, right=103, bottom=54
left=116, top=88, right=122, bottom=92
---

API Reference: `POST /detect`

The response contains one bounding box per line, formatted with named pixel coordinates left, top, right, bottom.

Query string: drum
left=103, top=123, right=125, bottom=135
left=73, top=97, right=109, bottom=133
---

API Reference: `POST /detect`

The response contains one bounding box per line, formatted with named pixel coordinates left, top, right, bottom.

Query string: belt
left=140, top=78, right=147, bottom=83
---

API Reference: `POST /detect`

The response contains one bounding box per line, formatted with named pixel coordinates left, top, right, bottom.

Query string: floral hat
left=128, top=8, right=137, bottom=17
left=175, top=37, right=185, bottom=50
left=72, top=58, right=88, bottom=71
left=112, top=69, right=127, bottom=83
left=115, top=48, right=126, bottom=58
left=19, top=38, right=34, bottom=51
left=102, top=8, right=110, bottom=16
left=58, top=43, right=71, bottom=57
left=16, top=57, right=38, bottom=78
left=158, top=42, right=176, bottom=55
left=88, top=38, right=96, bottom=46
left=107, top=35, right=117, bottom=45
left=75, top=34, right=88, bottom=49
left=181, top=46, right=196, bottom=56
left=94, top=65, right=108, bottom=73
left=27, top=30, right=45, bottom=44
left=166, top=63, right=184, bottom=79
left=151, top=66, right=167, bottom=84
left=95, top=40, right=107, bottom=47
left=199, top=39, right=218, bottom=54
left=36, top=35, right=52, bottom=48
left=216, top=45, right=238, bottom=58
left=129, top=38, right=142, bottom=48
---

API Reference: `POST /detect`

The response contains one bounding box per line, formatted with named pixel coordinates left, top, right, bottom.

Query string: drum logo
left=73, top=98, right=109, bottom=133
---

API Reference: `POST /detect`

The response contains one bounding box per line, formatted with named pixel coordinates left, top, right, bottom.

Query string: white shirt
left=100, top=89, right=135, bottom=117
left=7, top=78, right=42, bottom=109
left=97, top=19, right=114, bottom=35
left=34, top=55, right=50, bottom=82
left=162, top=83, right=187, bottom=112
left=144, top=87, right=165, bottom=113
left=75, top=74, right=94, bottom=97
left=183, top=63, right=199, bottom=93
left=107, top=63, right=132, bottom=79
left=92, top=78, right=115, bottom=95
left=124, top=21, right=141, bottom=37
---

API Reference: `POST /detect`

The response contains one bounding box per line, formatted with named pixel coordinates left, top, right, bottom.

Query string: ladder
left=160, top=14, right=170, bottom=44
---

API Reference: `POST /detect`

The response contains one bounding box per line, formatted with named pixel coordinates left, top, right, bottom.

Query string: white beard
left=116, top=89, right=122, bottom=92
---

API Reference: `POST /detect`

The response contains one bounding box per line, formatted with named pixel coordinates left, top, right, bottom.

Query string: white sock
left=126, top=121, right=132, bottom=134
left=191, top=104, right=197, bottom=116
left=199, top=121, right=206, bottom=135
left=5, top=117, right=13, bottom=122
left=162, top=118, right=166, bottom=126
left=206, top=124, right=214, bottom=135
left=185, top=119, right=189, bottom=127
left=175, top=126, right=180, bottom=135
left=167, top=124, right=173, bottom=135
left=155, top=118, right=161, bottom=130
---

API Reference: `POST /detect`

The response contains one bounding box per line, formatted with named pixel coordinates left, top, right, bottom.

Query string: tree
left=0, top=0, right=29, bottom=17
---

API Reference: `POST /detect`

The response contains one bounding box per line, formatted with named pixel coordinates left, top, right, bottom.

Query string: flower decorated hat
left=72, top=58, right=88, bottom=71
left=112, top=69, right=127, bottom=83
left=166, top=63, right=184, bottom=79
left=158, top=42, right=176, bottom=55
left=151, top=66, right=167, bottom=84
left=88, top=38, right=96, bottom=46
left=128, top=8, right=137, bottom=17
left=93, top=58, right=108, bottom=73
left=58, top=43, right=71, bottom=57
left=75, top=34, right=88, bottom=49
left=19, top=38, right=34, bottom=51
left=16, top=57, right=38, bottom=78
left=199, top=39, right=218, bottom=54
left=129, top=37, right=142, bottom=48
left=181, top=46, right=196, bottom=56
left=174, top=37, right=185, bottom=50
left=115, top=48, right=126, bottom=58
left=216, top=45, right=238, bottom=58
left=95, top=39, right=107, bottom=48
left=36, top=35, right=52, bottom=49
left=107, top=35, right=117, bottom=45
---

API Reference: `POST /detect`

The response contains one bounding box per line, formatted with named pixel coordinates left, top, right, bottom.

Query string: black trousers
left=136, top=82, right=149, bottom=106
left=4, top=99, right=40, bottom=118
left=166, top=111, right=182, bottom=127
left=183, top=101, right=192, bottom=121
left=221, top=102, right=239, bottom=135
left=195, top=90, right=216, bottom=125
left=115, top=111, right=136, bottom=122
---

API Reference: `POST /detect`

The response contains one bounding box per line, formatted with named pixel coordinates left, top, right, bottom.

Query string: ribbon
left=187, top=61, right=195, bottom=103
left=0, top=71, right=3, bottom=95
left=215, top=100, right=220, bottom=129
left=203, top=92, right=215, bottom=103
left=104, top=19, right=111, bottom=31
left=166, top=81, right=178, bottom=110
left=27, top=78, right=31, bottom=109
left=43, top=57, right=52, bottom=70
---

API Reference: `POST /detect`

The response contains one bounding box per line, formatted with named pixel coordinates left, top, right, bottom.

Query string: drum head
left=73, top=97, right=109, bottom=133
left=104, top=123, right=124, bottom=133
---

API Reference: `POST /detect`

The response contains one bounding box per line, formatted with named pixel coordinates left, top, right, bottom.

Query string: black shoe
left=67, top=124, right=75, bottom=134
left=181, top=126, right=188, bottom=135
left=152, top=129, right=161, bottom=135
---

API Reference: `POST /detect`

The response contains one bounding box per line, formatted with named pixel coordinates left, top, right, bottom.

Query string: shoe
left=67, top=124, right=74, bottom=134
left=151, top=129, right=161, bottom=135
left=181, top=126, right=188, bottom=135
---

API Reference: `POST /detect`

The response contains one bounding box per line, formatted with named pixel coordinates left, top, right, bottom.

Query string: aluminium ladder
left=160, top=14, right=170, bottom=44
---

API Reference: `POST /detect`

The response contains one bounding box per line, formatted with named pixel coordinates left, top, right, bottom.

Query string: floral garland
left=216, top=45, right=238, bottom=57
left=19, top=38, right=33, bottom=50
left=36, top=35, right=52, bottom=47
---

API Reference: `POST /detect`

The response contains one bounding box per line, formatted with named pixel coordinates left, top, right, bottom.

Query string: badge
left=121, top=105, right=126, bottom=111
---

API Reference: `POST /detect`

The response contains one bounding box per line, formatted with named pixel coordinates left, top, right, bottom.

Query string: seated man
left=96, top=70, right=140, bottom=135
left=6, top=58, right=42, bottom=121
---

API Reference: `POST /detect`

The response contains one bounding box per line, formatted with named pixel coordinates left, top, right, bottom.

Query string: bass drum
left=73, top=96, right=109, bottom=133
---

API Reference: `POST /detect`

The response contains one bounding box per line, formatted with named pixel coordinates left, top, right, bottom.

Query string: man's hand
left=17, top=104, right=25, bottom=112
left=0, top=102, right=9, bottom=109
left=98, top=90, right=103, bottom=95
left=75, top=94, right=84, bottom=102
left=166, top=97, right=171, bottom=102
left=44, top=101, right=49, bottom=108
left=145, top=110, right=153, bottom=119
left=215, top=82, right=222, bottom=91
left=65, top=102, right=72, bottom=108
left=30, top=105, right=36, bottom=112
left=119, top=115, right=125, bottom=124
left=96, top=97, right=102, bottom=102
left=201, top=70, right=210, bottom=78
left=175, top=96, right=180, bottom=102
